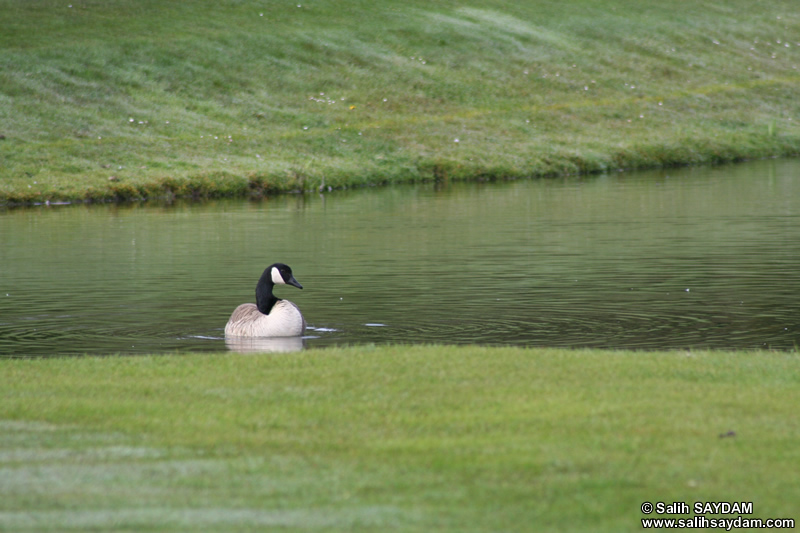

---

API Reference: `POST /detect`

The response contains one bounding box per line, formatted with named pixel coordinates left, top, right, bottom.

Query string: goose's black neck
left=255, top=270, right=280, bottom=315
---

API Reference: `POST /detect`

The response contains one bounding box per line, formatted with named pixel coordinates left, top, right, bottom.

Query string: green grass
left=2, top=345, right=799, bottom=531
left=2, top=0, right=800, bottom=204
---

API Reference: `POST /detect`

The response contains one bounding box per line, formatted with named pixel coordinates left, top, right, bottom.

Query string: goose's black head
left=268, top=263, right=303, bottom=289
left=255, top=263, right=303, bottom=314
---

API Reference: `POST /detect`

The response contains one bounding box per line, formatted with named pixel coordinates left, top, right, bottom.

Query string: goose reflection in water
left=224, top=335, right=305, bottom=354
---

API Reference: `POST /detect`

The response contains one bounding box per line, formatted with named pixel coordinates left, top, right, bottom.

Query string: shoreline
left=2, top=152, right=797, bottom=209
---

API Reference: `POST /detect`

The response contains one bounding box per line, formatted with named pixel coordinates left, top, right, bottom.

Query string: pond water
left=1, top=159, right=799, bottom=356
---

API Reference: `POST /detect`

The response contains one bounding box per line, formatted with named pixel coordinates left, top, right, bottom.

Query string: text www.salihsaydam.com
left=642, top=516, right=795, bottom=529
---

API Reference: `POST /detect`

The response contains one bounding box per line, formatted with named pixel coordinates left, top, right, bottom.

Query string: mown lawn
left=2, top=0, right=800, bottom=204
left=1, top=345, right=798, bottom=531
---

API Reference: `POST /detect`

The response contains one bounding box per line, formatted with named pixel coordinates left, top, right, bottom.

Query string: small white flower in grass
left=584, top=86, right=588, bottom=90
left=256, top=154, right=261, bottom=158
left=454, top=138, right=459, bottom=143
left=260, top=13, right=263, bottom=16
left=639, top=115, right=644, bottom=119
left=129, top=118, right=134, bottom=122
left=383, top=98, right=387, bottom=102
left=303, top=126, right=308, bottom=130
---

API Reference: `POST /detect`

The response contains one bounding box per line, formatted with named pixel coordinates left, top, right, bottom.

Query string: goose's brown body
left=224, top=300, right=305, bottom=337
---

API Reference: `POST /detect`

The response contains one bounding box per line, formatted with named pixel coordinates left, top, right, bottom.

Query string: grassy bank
left=2, top=0, right=800, bottom=204
left=1, top=345, right=799, bottom=531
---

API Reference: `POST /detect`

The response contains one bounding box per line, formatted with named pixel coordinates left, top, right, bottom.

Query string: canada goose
left=224, top=263, right=306, bottom=337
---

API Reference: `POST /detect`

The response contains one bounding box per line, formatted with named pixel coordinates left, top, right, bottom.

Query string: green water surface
left=1, top=159, right=798, bottom=355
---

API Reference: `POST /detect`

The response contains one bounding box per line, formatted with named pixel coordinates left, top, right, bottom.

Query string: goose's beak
left=287, top=276, right=303, bottom=289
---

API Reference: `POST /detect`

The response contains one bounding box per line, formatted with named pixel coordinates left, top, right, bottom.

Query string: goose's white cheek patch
left=271, top=267, right=285, bottom=285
